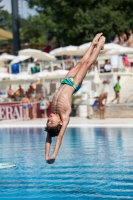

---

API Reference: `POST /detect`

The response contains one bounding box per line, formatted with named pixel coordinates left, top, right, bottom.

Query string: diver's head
left=45, top=114, right=62, bottom=137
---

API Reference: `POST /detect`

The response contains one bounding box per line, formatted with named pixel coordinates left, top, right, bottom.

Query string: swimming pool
left=0, top=127, right=133, bottom=199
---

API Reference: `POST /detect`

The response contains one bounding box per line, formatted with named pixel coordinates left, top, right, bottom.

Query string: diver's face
left=47, top=114, right=62, bottom=127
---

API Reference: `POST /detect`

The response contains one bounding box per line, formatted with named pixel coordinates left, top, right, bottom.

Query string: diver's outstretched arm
left=45, top=133, right=52, bottom=161
left=46, top=118, right=69, bottom=164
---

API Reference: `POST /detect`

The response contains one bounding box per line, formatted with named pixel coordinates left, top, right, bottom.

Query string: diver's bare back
left=51, top=84, right=74, bottom=116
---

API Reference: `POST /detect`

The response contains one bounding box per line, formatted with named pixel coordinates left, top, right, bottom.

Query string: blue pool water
left=0, top=127, right=133, bottom=199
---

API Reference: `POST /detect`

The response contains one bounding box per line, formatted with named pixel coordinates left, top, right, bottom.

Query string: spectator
left=119, top=32, right=127, bottom=46
left=127, top=30, right=133, bottom=47
left=110, top=55, right=118, bottom=72
left=36, top=80, right=43, bottom=98
left=42, top=85, right=48, bottom=97
left=20, top=94, right=30, bottom=120
left=7, top=85, right=14, bottom=99
left=30, top=96, right=37, bottom=119
left=87, top=97, right=99, bottom=119
left=39, top=96, right=50, bottom=118
left=14, top=85, right=25, bottom=101
left=43, top=41, right=51, bottom=53
left=113, top=34, right=120, bottom=44
left=31, top=60, right=41, bottom=74
left=97, top=92, right=108, bottom=119
left=123, top=54, right=130, bottom=68
left=27, top=83, right=36, bottom=98
left=103, top=60, right=112, bottom=72
left=54, top=65, right=61, bottom=70
left=110, top=76, right=121, bottom=104
left=65, top=56, right=74, bottom=70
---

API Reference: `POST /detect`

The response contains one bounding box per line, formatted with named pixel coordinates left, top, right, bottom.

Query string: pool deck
left=0, top=117, right=133, bottom=128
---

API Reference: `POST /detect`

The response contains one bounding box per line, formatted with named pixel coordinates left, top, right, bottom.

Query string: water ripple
left=0, top=127, right=133, bottom=199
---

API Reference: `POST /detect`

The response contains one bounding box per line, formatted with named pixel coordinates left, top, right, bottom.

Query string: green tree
left=0, top=10, right=12, bottom=30
left=19, top=15, right=47, bottom=47
left=0, top=1, right=12, bottom=46
left=26, top=0, right=133, bottom=45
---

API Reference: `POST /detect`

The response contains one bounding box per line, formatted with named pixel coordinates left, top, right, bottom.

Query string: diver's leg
left=117, top=92, right=120, bottom=104
left=74, top=36, right=105, bottom=85
left=103, top=106, right=106, bottom=119
left=99, top=108, right=102, bottom=119
left=64, top=33, right=103, bottom=78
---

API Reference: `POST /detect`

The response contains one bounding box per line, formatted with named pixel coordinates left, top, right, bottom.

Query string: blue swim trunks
left=61, top=76, right=81, bottom=93
left=92, top=100, right=99, bottom=109
left=22, top=105, right=28, bottom=109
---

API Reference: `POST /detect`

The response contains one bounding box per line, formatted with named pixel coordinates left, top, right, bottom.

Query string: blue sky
left=2, top=0, right=37, bottom=18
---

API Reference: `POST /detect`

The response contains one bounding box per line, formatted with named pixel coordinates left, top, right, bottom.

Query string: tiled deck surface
left=0, top=117, right=133, bottom=128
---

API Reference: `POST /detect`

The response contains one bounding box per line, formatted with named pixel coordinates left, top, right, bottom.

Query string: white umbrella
left=19, top=48, right=42, bottom=56
left=50, top=45, right=83, bottom=56
left=93, top=67, right=101, bottom=84
left=79, top=42, right=91, bottom=51
left=10, top=72, right=33, bottom=80
left=105, top=46, right=133, bottom=55
left=50, top=47, right=65, bottom=56
left=103, top=43, right=121, bottom=52
left=34, top=69, right=68, bottom=79
left=10, top=55, right=31, bottom=65
left=62, top=45, right=83, bottom=56
left=78, top=42, right=120, bottom=54
left=19, top=49, right=56, bottom=61
left=18, top=55, right=31, bottom=62
left=31, top=70, right=51, bottom=78
left=48, top=69, right=69, bottom=77
left=31, top=51, right=56, bottom=61
left=0, top=72, right=13, bottom=79
left=93, top=67, right=101, bottom=96
left=0, top=54, right=16, bottom=61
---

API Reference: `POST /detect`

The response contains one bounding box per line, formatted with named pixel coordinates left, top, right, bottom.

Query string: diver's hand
left=46, top=158, right=55, bottom=164
left=46, top=156, right=55, bottom=164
